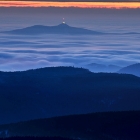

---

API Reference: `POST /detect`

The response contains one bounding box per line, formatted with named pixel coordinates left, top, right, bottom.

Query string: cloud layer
left=0, top=32, right=140, bottom=71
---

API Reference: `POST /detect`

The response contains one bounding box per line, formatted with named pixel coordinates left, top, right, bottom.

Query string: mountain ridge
left=0, top=111, right=140, bottom=140
left=0, top=66, right=140, bottom=124
left=118, top=63, right=140, bottom=77
left=2, top=24, right=140, bottom=35
left=3, top=23, right=103, bottom=35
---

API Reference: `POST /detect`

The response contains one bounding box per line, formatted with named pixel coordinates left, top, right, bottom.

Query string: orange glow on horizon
left=0, top=1, right=140, bottom=9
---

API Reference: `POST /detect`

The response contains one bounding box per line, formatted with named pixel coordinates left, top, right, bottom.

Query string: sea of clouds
left=0, top=32, right=140, bottom=71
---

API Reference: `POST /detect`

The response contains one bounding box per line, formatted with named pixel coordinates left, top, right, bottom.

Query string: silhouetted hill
left=3, top=23, right=103, bottom=35
left=0, top=66, right=140, bottom=124
left=2, top=24, right=140, bottom=35
left=85, top=63, right=122, bottom=72
left=0, top=111, right=140, bottom=140
left=118, top=63, right=140, bottom=77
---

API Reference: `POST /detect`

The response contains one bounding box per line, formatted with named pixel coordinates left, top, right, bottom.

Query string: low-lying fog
left=0, top=32, right=140, bottom=71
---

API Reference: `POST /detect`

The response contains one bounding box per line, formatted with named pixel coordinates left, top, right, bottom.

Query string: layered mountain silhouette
left=3, top=23, right=103, bottom=35
left=85, top=63, right=122, bottom=72
left=118, top=63, right=140, bottom=77
left=0, top=111, right=140, bottom=140
left=0, top=67, right=140, bottom=124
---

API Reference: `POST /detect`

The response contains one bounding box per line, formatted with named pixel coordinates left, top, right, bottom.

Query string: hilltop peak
left=57, top=23, right=70, bottom=27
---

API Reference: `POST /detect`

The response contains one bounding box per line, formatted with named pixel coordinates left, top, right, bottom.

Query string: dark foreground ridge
left=0, top=66, right=140, bottom=124
left=3, top=23, right=103, bottom=35
left=0, top=137, right=72, bottom=140
left=0, top=111, right=140, bottom=140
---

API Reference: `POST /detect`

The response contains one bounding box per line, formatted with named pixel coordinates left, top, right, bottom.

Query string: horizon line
left=0, top=1, right=140, bottom=9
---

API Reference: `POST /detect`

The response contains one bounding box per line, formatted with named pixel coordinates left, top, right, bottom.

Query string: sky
left=1, top=0, right=140, bottom=1
left=0, top=1, right=140, bottom=8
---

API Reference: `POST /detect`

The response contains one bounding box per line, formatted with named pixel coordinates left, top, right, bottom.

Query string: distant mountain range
left=0, top=111, right=140, bottom=140
left=84, top=63, right=140, bottom=77
left=2, top=23, right=140, bottom=35
left=0, top=66, right=140, bottom=124
left=118, top=63, right=140, bottom=77
left=84, top=63, right=122, bottom=72
left=3, top=23, right=103, bottom=35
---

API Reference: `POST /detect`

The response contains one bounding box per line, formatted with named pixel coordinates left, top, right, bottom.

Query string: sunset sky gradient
left=0, top=1, right=140, bottom=8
